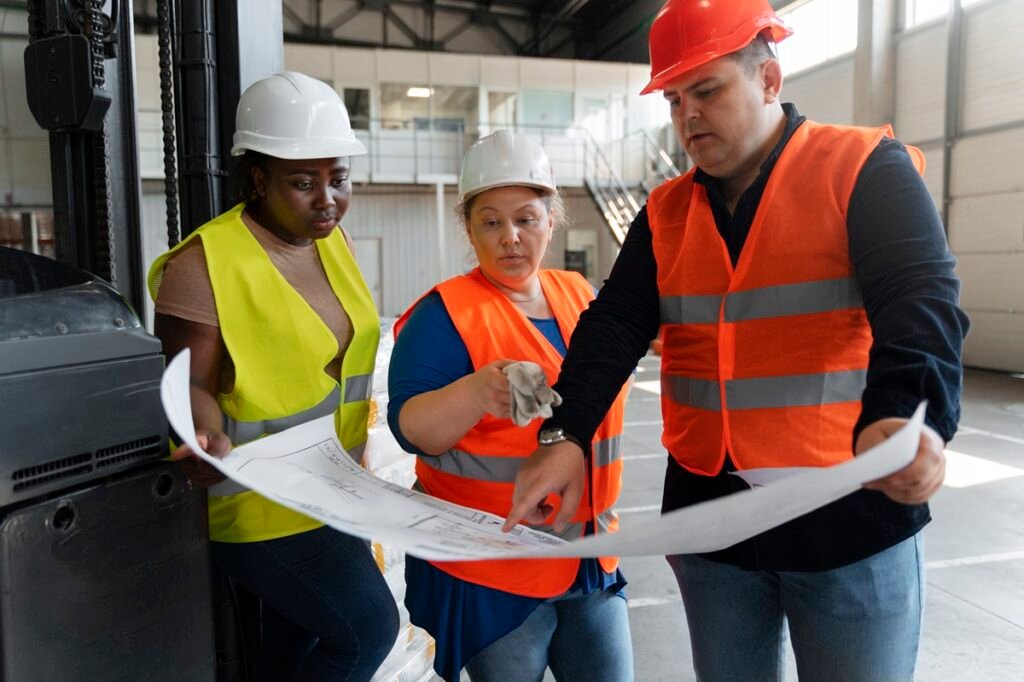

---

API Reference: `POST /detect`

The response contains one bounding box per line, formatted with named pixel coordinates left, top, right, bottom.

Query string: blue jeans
left=211, top=526, right=400, bottom=682
left=667, top=533, right=925, bottom=682
left=464, top=588, right=633, bottom=682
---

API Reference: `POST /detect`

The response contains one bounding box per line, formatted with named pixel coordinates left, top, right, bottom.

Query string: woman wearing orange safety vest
left=150, top=72, right=398, bottom=681
left=387, top=130, right=633, bottom=682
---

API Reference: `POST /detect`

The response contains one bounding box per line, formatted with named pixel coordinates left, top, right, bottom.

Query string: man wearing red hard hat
left=506, top=0, right=969, bottom=679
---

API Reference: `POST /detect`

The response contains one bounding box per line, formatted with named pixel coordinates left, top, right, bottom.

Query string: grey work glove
left=502, top=361, right=563, bottom=427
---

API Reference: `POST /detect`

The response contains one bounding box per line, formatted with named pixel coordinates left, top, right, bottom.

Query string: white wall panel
left=894, top=22, right=946, bottom=144
left=783, top=57, right=854, bottom=125
left=0, top=8, right=27, bottom=33
left=0, top=137, right=9, bottom=202
left=949, top=192, right=1024, bottom=254
left=574, top=62, right=628, bottom=95
left=1, top=28, right=50, bottom=206
left=284, top=43, right=335, bottom=82
left=333, top=48, right=376, bottom=86
left=962, top=311, right=1024, bottom=372
left=2, top=39, right=41, bottom=138
left=10, top=139, right=54, bottom=206
left=376, top=50, right=429, bottom=84
left=133, top=34, right=160, bottom=112
left=428, top=53, right=478, bottom=86
left=956, top=253, right=1024, bottom=312
left=962, top=0, right=1024, bottom=132
left=341, top=185, right=444, bottom=315
left=519, top=58, right=573, bottom=90
left=629, top=65, right=651, bottom=96
left=918, top=143, right=944, bottom=209
left=480, top=57, right=518, bottom=90
left=951, top=127, right=1024, bottom=197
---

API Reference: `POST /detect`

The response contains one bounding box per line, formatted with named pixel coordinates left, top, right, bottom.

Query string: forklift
left=1, top=1, right=283, bottom=679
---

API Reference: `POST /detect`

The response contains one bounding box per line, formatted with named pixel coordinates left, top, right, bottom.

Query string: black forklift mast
left=1, top=1, right=283, bottom=680
left=21, top=0, right=283, bottom=306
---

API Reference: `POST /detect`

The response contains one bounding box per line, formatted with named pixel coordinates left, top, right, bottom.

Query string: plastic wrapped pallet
left=367, top=319, right=439, bottom=682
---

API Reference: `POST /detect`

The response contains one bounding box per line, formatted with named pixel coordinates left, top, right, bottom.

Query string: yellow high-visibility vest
left=149, top=203, right=379, bottom=542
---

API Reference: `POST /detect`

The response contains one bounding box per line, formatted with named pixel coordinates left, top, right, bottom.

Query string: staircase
left=582, top=130, right=683, bottom=246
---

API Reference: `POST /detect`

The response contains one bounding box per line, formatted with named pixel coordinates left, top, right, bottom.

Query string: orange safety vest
left=395, top=268, right=627, bottom=598
left=650, top=121, right=925, bottom=476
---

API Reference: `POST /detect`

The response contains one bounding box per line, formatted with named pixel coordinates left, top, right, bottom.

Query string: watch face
left=539, top=428, right=565, bottom=445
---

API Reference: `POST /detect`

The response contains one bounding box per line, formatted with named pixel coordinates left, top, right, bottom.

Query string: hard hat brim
left=459, top=179, right=556, bottom=204
left=231, top=133, right=367, bottom=159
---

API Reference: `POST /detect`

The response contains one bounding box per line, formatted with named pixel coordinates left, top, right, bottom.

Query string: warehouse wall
left=892, top=0, right=1023, bottom=371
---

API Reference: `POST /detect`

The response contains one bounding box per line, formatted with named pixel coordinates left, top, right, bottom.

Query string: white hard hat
left=458, top=130, right=556, bottom=203
left=231, top=71, right=367, bottom=159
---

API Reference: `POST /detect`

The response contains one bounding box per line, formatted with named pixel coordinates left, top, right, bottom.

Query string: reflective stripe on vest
left=660, top=276, right=863, bottom=325
left=530, top=509, right=619, bottom=540
left=662, top=369, right=867, bottom=411
left=417, top=436, right=622, bottom=483
left=344, top=373, right=373, bottom=404
left=223, top=386, right=341, bottom=444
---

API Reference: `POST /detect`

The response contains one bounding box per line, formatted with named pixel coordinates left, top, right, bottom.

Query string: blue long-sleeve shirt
left=542, top=103, right=970, bottom=572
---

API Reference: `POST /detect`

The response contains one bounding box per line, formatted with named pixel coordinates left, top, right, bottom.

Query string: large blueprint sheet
left=161, top=350, right=924, bottom=561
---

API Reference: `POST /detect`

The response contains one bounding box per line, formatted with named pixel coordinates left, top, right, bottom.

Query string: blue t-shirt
left=388, top=291, right=626, bottom=681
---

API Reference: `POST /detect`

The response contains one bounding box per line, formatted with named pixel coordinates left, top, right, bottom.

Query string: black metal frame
left=24, top=0, right=146, bottom=314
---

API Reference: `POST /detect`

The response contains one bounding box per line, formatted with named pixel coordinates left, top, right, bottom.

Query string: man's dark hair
left=728, top=33, right=778, bottom=77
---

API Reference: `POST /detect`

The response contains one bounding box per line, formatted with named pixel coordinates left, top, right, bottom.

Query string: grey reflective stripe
left=660, top=278, right=862, bottom=326
left=534, top=510, right=618, bottom=540
left=424, top=440, right=622, bottom=483
left=595, top=509, right=619, bottom=534
left=660, top=294, right=722, bottom=324
left=349, top=441, right=366, bottom=465
left=593, top=436, right=622, bottom=468
left=663, top=375, right=721, bottom=411
left=532, top=520, right=584, bottom=541
left=663, top=369, right=866, bottom=411
left=223, top=387, right=341, bottom=444
left=724, top=277, right=863, bottom=322
left=418, top=449, right=523, bottom=483
left=208, top=478, right=248, bottom=497
left=344, top=374, right=373, bottom=404
left=725, top=369, right=866, bottom=409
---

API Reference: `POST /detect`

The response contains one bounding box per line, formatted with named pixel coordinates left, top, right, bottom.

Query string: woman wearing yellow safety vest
left=149, top=72, right=398, bottom=681
left=388, top=130, right=633, bottom=681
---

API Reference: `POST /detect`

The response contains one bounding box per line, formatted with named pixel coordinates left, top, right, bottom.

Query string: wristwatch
left=537, top=427, right=585, bottom=451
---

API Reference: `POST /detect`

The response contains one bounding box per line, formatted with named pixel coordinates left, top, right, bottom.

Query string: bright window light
left=905, top=0, right=994, bottom=30
left=405, top=87, right=433, bottom=98
left=776, top=0, right=858, bottom=76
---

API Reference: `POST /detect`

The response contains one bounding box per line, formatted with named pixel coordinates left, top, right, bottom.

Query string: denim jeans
left=667, top=533, right=925, bottom=682
left=211, top=526, right=400, bottom=682
left=464, top=588, right=633, bottom=682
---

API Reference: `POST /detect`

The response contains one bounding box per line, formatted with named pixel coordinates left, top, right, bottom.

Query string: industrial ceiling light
left=406, top=87, right=433, bottom=98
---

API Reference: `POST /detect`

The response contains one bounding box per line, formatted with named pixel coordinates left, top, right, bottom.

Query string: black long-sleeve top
left=544, top=104, right=970, bottom=571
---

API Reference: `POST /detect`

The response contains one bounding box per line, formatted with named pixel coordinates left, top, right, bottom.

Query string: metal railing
left=582, top=132, right=641, bottom=246
left=139, top=111, right=685, bottom=247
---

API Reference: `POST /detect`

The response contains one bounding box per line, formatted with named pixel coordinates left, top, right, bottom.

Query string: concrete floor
left=611, top=361, right=1024, bottom=681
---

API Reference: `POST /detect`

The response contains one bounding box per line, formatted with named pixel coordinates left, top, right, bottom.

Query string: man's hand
left=503, top=440, right=586, bottom=532
left=172, top=429, right=231, bottom=488
left=860, top=418, right=946, bottom=504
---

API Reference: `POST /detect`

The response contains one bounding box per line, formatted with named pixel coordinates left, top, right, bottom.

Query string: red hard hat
left=641, top=0, right=793, bottom=95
